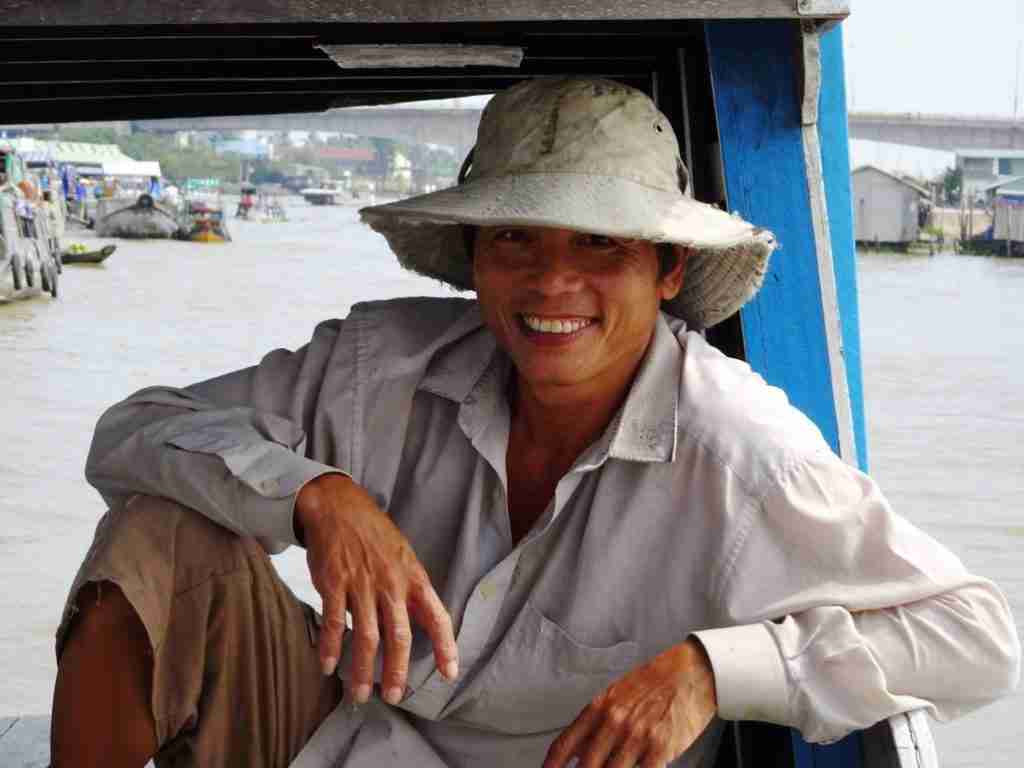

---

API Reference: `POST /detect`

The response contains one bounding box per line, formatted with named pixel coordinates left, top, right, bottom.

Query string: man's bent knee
left=52, top=580, right=157, bottom=768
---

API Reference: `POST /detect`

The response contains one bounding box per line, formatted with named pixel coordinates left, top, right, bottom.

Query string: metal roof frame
left=2, top=1, right=850, bottom=25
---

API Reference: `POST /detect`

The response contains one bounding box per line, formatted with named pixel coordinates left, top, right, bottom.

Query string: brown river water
left=1, top=200, right=1021, bottom=765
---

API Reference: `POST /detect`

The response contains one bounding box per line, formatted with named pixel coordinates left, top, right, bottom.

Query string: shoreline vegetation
left=51, top=125, right=459, bottom=193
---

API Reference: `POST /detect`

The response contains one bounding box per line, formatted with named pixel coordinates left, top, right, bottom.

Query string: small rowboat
left=61, top=244, right=116, bottom=265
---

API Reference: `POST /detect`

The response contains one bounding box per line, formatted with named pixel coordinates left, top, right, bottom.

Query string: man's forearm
left=86, top=386, right=340, bottom=552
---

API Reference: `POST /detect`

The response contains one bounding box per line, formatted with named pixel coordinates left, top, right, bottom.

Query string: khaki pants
left=57, top=495, right=342, bottom=767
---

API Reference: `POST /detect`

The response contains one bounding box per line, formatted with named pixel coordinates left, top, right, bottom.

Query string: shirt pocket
left=472, top=599, right=640, bottom=735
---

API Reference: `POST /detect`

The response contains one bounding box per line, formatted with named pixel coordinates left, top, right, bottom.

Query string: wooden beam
left=1, top=1, right=848, bottom=27
left=706, top=19, right=842, bottom=451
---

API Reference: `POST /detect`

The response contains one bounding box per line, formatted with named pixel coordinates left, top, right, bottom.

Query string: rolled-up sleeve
left=85, top=319, right=346, bottom=553
left=694, top=450, right=1021, bottom=744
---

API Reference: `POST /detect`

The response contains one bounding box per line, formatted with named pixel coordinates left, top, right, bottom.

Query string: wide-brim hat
left=360, top=76, right=777, bottom=330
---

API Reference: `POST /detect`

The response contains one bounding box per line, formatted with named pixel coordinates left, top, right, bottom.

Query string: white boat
left=300, top=181, right=349, bottom=205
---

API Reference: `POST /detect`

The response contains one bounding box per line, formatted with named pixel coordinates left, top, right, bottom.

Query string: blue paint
left=707, top=19, right=865, bottom=768
left=818, top=24, right=868, bottom=472
left=705, top=20, right=840, bottom=455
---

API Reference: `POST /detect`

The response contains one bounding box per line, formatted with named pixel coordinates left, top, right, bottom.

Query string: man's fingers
left=318, top=591, right=347, bottom=676
left=577, top=706, right=628, bottom=768
left=607, top=734, right=648, bottom=768
left=379, top=591, right=413, bottom=705
left=407, top=577, right=459, bottom=680
left=543, top=707, right=601, bottom=768
left=349, top=587, right=380, bottom=704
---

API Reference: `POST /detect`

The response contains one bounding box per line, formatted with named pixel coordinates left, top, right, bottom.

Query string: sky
left=843, top=0, right=1023, bottom=177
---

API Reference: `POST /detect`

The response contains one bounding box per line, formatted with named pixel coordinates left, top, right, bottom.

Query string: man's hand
left=543, top=639, right=717, bottom=768
left=295, top=473, right=459, bottom=705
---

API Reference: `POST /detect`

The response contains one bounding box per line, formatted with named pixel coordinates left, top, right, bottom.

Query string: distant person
left=52, top=77, right=1020, bottom=768
left=73, top=178, right=86, bottom=219
left=237, top=186, right=256, bottom=218
left=148, top=175, right=162, bottom=199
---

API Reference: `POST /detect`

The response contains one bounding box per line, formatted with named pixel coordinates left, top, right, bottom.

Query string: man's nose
left=526, top=247, right=584, bottom=295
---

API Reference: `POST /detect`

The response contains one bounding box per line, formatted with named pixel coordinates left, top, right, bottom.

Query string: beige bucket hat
left=360, top=76, right=777, bottom=329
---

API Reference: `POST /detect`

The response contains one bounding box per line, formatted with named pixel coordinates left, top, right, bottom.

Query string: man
left=52, top=77, right=1019, bottom=768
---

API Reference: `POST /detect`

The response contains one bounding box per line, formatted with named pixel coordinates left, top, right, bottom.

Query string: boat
left=178, top=178, right=231, bottom=242
left=236, top=184, right=288, bottom=222
left=61, top=243, right=116, bottom=265
left=179, top=198, right=231, bottom=243
left=300, top=180, right=349, bottom=205
left=0, top=3, right=946, bottom=767
left=1, top=144, right=61, bottom=301
left=94, top=193, right=180, bottom=238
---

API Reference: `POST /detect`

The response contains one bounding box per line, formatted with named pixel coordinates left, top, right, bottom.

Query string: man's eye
left=494, top=229, right=528, bottom=243
left=581, top=233, right=616, bottom=248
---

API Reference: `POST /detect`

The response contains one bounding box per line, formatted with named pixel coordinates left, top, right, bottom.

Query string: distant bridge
left=134, top=108, right=483, bottom=162
left=847, top=112, right=1024, bottom=152
left=119, top=110, right=1024, bottom=156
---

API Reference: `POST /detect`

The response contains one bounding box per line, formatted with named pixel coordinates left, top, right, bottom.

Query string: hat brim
left=360, top=172, right=776, bottom=329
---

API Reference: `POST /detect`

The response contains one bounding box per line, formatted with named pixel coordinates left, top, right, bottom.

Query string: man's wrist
left=294, top=472, right=351, bottom=546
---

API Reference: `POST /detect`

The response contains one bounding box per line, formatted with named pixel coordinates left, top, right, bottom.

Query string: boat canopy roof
left=0, top=138, right=162, bottom=177
left=0, top=0, right=848, bottom=125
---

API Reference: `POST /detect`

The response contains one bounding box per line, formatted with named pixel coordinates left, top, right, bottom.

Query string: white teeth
left=522, top=315, right=592, bottom=334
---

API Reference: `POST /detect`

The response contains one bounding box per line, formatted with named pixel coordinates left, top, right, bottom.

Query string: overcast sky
left=844, top=0, right=1022, bottom=116
left=844, top=0, right=1023, bottom=176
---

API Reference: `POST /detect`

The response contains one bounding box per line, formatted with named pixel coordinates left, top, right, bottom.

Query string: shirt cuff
left=692, top=623, right=791, bottom=726
left=240, top=454, right=345, bottom=550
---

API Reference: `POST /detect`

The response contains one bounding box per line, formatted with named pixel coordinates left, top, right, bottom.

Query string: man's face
left=473, top=226, right=685, bottom=396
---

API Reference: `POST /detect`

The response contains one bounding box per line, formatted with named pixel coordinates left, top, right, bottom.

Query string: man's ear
left=658, top=245, right=690, bottom=301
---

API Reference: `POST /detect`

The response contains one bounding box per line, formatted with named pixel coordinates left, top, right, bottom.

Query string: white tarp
left=100, top=158, right=162, bottom=177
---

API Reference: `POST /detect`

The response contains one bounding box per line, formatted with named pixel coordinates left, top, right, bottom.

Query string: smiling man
left=53, top=77, right=1018, bottom=768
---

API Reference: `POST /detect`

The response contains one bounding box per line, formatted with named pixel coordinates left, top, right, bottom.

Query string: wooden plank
left=0, top=715, right=157, bottom=768
left=817, top=23, right=868, bottom=470
left=0, top=0, right=847, bottom=27
left=0, top=716, right=49, bottom=768
left=799, top=25, right=857, bottom=467
left=706, top=19, right=841, bottom=451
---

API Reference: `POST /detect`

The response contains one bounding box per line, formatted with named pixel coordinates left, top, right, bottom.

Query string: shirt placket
left=400, top=483, right=520, bottom=720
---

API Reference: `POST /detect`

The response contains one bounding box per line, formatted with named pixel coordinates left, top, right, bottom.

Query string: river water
left=1, top=202, right=1021, bottom=765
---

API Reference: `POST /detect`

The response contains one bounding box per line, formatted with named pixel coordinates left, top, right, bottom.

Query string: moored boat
left=1, top=145, right=61, bottom=301
left=61, top=243, right=116, bottom=265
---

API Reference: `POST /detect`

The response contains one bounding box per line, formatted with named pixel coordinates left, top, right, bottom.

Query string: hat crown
left=468, top=77, right=687, bottom=195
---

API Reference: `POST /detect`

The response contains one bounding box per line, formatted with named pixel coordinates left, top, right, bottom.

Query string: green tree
left=940, top=166, right=962, bottom=206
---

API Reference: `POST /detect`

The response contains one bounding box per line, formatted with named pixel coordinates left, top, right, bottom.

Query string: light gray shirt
left=86, top=297, right=1020, bottom=767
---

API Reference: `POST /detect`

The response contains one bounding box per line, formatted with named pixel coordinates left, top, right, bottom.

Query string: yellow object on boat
left=191, top=230, right=226, bottom=243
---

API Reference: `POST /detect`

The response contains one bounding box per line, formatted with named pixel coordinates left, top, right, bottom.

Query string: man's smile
left=519, top=313, right=597, bottom=335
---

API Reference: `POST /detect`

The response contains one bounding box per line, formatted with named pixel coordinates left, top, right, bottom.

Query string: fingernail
left=384, top=686, right=403, bottom=705
left=322, top=657, right=337, bottom=676
left=443, top=661, right=459, bottom=680
left=354, top=683, right=371, bottom=703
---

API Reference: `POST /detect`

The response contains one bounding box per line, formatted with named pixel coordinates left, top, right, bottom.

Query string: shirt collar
left=419, top=305, right=682, bottom=466
left=605, top=313, right=681, bottom=464
left=417, top=304, right=497, bottom=404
